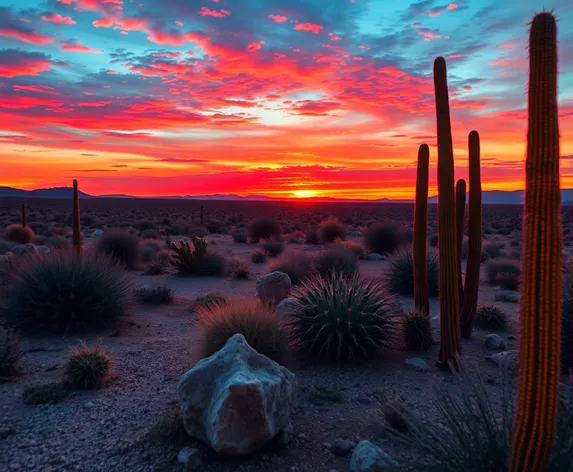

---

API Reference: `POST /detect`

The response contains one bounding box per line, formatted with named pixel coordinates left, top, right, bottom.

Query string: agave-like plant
left=387, top=246, right=439, bottom=296
left=169, top=236, right=208, bottom=275
left=288, top=272, right=398, bottom=362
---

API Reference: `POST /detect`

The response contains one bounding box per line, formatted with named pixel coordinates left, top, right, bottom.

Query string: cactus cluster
left=169, top=236, right=209, bottom=274
left=509, top=12, right=562, bottom=472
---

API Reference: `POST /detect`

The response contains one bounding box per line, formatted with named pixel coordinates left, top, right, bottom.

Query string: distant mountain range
left=2, top=186, right=573, bottom=205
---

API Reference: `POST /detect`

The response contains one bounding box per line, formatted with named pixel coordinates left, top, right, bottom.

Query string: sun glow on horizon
left=292, top=190, right=319, bottom=198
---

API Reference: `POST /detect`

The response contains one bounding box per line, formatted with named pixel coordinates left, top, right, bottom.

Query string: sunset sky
left=1, top=0, right=572, bottom=199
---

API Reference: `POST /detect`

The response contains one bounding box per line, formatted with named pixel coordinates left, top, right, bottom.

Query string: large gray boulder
left=256, top=271, right=291, bottom=306
left=178, top=334, right=297, bottom=456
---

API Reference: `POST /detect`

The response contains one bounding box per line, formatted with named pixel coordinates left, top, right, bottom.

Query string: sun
left=292, top=190, right=318, bottom=198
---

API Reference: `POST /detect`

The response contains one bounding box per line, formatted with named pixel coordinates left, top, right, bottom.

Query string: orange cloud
left=293, top=23, right=324, bottom=34
left=268, top=14, right=287, bottom=23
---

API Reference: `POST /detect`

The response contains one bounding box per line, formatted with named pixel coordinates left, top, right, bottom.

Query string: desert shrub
left=482, top=242, right=506, bottom=261
left=317, top=217, right=346, bottom=243
left=289, top=272, right=398, bottom=362
left=23, top=382, right=69, bottom=405
left=0, top=325, right=21, bottom=379
left=170, top=237, right=224, bottom=276
left=486, top=261, right=520, bottom=288
left=403, top=310, right=433, bottom=351
left=228, top=258, right=250, bottom=280
left=135, top=285, right=174, bottom=304
left=145, top=252, right=169, bottom=275
left=197, top=300, right=288, bottom=362
left=45, top=236, right=69, bottom=250
left=4, top=224, right=34, bottom=244
left=206, top=220, right=225, bottom=234
left=475, top=305, right=509, bottom=331
left=192, top=292, right=227, bottom=312
left=385, top=371, right=573, bottom=472
left=141, top=229, right=159, bottom=240
left=251, top=248, right=267, bottom=264
left=315, top=246, right=358, bottom=278
left=95, top=230, right=141, bottom=270
left=249, top=218, right=281, bottom=243
left=136, top=220, right=156, bottom=231
left=428, top=233, right=439, bottom=247
left=562, top=277, right=573, bottom=372
left=260, top=239, right=284, bottom=258
left=66, top=344, right=112, bottom=389
left=304, top=227, right=319, bottom=245
left=197, top=252, right=226, bottom=276
left=333, top=239, right=366, bottom=260
left=232, top=231, right=247, bottom=243
left=8, top=251, right=132, bottom=334
left=141, top=241, right=161, bottom=263
left=364, top=223, right=403, bottom=255
left=268, top=251, right=316, bottom=285
left=387, top=247, right=439, bottom=296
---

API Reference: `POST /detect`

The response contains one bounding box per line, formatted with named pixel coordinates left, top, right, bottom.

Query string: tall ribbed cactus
left=72, top=179, right=82, bottom=255
left=21, top=203, right=26, bottom=228
left=460, top=131, right=482, bottom=338
left=433, top=56, right=461, bottom=372
left=413, top=143, right=430, bottom=316
left=509, top=12, right=561, bottom=472
left=455, top=179, right=466, bottom=306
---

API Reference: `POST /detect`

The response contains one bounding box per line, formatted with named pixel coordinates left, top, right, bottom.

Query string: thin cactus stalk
left=433, top=56, right=461, bottom=372
left=509, top=12, right=561, bottom=472
left=460, top=131, right=482, bottom=338
left=72, top=179, right=82, bottom=255
left=21, top=203, right=26, bottom=228
left=413, top=144, right=430, bottom=316
left=455, top=179, right=466, bottom=307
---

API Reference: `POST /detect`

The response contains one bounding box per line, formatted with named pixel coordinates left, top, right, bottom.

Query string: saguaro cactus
left=460, top=131, right=482, bottom=338
left=413, top=143, right=430, bottom=316
left=433, top=56, right=461, bottom=371
left=455, top=179, right=466, bottom=306
left=21, top=204, right=26, bottom=228
left=72, top=179, right=82, bottom=255
left=509, top=12, right=561, bottom=472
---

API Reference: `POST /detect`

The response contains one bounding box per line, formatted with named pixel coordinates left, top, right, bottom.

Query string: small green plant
left=315, top=246, right=358, bottom=278
left=475, top=305, right=509, bottom=331
left=0, top=325, right=22, bottom=380
left=23, top=382, right=69, bottom=405
left=387, top=247, right=439, bottom=296
left=8, top=251, right=132, bottom=334
left=307, top=386, right=344, bottom=405
left=403, top=310, right=433, bottom=351
left=364, top=223, right=403, bottom=255
left=66, top=343, right=112, bottom=389
left=95, top=230, right=141, bottom=270
left=268, top=251, right=316, bottom=285
left=197, top=300, right=288, bottom=362
left=260, top=238, right=284, bottom=258
left=251, top=248, right=267, bottom=263
left=317, top=217, right=346, bottom=243
left=249, top=218, right=281, bottom=243
left=135, top=285, right=174, bottom=304
left=192, top=292, right=227, bottom=312
left=4, top=224, right=34, bottom=244
left=289, top=272, right=398, bottom=362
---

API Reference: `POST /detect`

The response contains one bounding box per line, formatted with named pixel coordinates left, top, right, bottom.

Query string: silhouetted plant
left=317, top=217, right=346, bottom=243
left=135, top=285, right=174, bottom=304
left=260, top=238, right=284, bottom=258
left=315, top=246, right=358, bottom=278
left=364, top=223, right=403, bottom=255
left=403, top=310, right=433, bottom=351
left=387, top=247, right=439, bottom=296
left=192, top=292, right=227, bottom=313
left=66, top=343, right=112, bottom=389
left=249, top=218, right=281, bottom=242
left=95, top=230, right=141, bottom=270
left=4, top=224, right=34, bottom=244
left=268, top=251, right=316, bottom=285
left=251, top=248, right=267, bottom=263
left=475, top=304, right=509, bottom=331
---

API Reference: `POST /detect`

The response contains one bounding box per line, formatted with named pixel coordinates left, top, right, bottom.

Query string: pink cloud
left=268, top=14, right=287, bottom=23
left=199, top=7, right=230, bottom=17
left=247, top=40, right=264, bottom=52
left=293, top=23, right=324, bottom=34
left=0, top=28, right=53, bottom=45
left=59, top=39, right=102, bottom=54
left=41, top=13, right=76, bottom=24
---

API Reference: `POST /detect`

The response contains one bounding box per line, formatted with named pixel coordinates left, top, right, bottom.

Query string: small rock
left=488, top=350, right=518, bottom=371
left=177, top=447, right=202, bottom=471
left=84, top=401, right=94, bottom=409
left=484, top=334, right=506, bottom=351
left=350, top=440, right=398, bottom=471
left=366, top=253, right=384, bottom=261
left=330, top=438, right=352, bottom=456
left=11, top=243, right=36, bottom=255
left=297, top=433, right=307, bottom=440
left=92, top=229, right=104, bottom=237
left=404, top=357, right=430, bottom=372
left=256, top=271, right=292, bottom=306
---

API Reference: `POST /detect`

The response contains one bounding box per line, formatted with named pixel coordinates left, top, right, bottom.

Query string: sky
left=0, top=0, right=572, bottom=199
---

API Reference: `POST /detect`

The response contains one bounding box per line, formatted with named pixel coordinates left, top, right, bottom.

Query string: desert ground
left=0, top=198, right=572, bottom=472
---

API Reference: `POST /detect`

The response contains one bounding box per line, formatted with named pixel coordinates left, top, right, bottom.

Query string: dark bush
left=228, top=258, right=250, bottom=280
left=387, top=247, right=439, bottom=296
left=4, top=224, right=34, bottom=244
left=95, top=230, right=141, bottom=270
left=249, top=218, right=281, bottom=243
left=251, top=248, right=267, bottom=264
left=135, top=285, right=174, bottom=304
left=486, top=261, right=520, bottom=287
left=197, top=252, right=226, bottom=276
left=403, top=310, right=433, bottom=351
left=8, top=251, right=132, bottom=334
left=260, top=239, right=284, bottom=258
left=206, top=220, right=225, bottom=234
left=268, top=251, right=316, bottom=285
left=192, top=292, right=227, bottom=312
left=317, top=217, right=346, bottom=244
left=475, top=305, right=509, bottom=331
left=232, top=231, right=247, bottom=243
left=364, top=223, right=403, bottom=255
left=315, top=246, right=358, bottom=278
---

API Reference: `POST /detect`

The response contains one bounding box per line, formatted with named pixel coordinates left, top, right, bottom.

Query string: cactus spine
left=460, top=131, right=482, bottom=338
left=72, top=179, right=82, bottom=255
left=433, top=56, right=461, bottom=372
left=455, top=179, right=466, bottom=306
left=21, top=203, right=26, bottom=228
left=509, top=12, right=561, bottom=471
left=413, top=144, right=430, bottom=316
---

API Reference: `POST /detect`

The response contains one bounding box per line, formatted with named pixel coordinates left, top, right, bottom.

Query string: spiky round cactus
left=288, top=272, right=398, bottom=362
left=403, top=310, right=433, bottom=351
left=66, top=344, right=112, bottom=389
